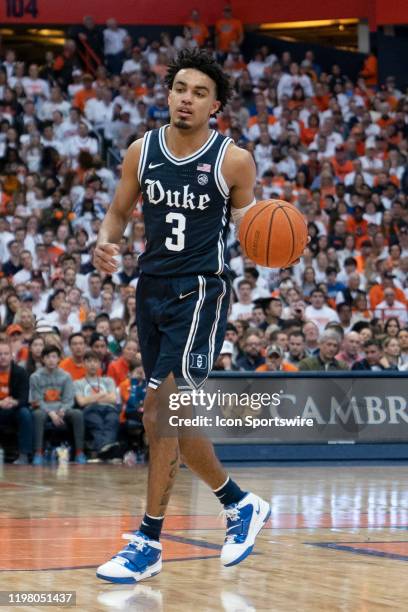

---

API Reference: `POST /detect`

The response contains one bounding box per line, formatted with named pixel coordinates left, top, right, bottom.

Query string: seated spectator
left=19, top=334, right=45, bottom=375
left=81, top=321, right=97, bottom=346
left=384, top=317, right=401, bottom=339
left=230, top=280, right=254, bottom=321
left=3, top=240, right=22, bottom=278
left=95, top=313, right=111, bottom=338
left=89, top=332, right=114, bottom=374
left=382, top=336, right=403, bottom=370
left=256, top=344, right=298, bottom=372
left=236, top=332, right=265, bottom=371
left=73, top=73, right=96, bottom=112
left=336, top=331, right=362, bottom=368
left=352, top=339, right=387, bottom=371
left=108, top=318, right=127, bottom=356
left=213, top=340, right=239, bottom=371
left=350, top=292, right=373, bottom=326
left=107, top=340, right=139, bottom=386
left=224, top=322, right=243, bottom=364
left=398, top=328, right=408, bottom=366
left=251, top=305, right=267, bottom=331
left=45, top=301, right=81, bottom=348
left=268, top=329, right=289, bottom=353
left=118, top=359, right=146, bottom=425
left=326, top=267, right=346, bottom=300
left=305, top=289, right=339, bottom=334
left=60, top=333, right=87, bottom=380
left=335, top=272, right=362, bottom=307
left=374, top=288, right=408, bottom=326
left=30, top=345, right=86, bottom=465
left=302, top=321, right=320, bottom=356
left=74, top=351, right=119, bottom=460
left=285, top=331, right=307, bottom=366
left=369, top=271, right=407, bottom=310
left=298, top=330, right=348, bottom=371
left=336, top=302, right=353, bottom=333
left=6, top=324, right=25, bottom=361
left=0, top=339, right=32, bottom=464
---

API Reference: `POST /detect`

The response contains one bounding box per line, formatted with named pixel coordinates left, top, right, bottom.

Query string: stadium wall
left=2, top=0, right=406, bottom=27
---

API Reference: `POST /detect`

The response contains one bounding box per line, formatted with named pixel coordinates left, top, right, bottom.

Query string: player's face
left=169, top=69, right=220, bottom=130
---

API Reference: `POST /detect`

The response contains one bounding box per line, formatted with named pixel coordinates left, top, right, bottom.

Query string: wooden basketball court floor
left=1, top=462, right=408, bottom=611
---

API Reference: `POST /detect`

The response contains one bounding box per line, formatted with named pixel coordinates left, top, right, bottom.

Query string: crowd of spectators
left=0, top=6, right=408, bottom=463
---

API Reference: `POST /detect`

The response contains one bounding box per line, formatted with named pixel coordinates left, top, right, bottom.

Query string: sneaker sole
left=223, top=505, right=271, bottom=567
left=96, top=560, right=162, bottom=584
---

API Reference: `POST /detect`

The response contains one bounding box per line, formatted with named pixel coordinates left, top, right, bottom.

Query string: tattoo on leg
left=159, top=447, right=179, bottom=514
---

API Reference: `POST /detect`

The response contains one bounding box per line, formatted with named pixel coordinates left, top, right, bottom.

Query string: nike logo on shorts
left=179, top=291, right=196, bottom=300
left=148, top=162, right=164, bottom=169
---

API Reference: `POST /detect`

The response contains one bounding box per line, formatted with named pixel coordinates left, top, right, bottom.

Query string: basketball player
left=94, top=49, right=271, bottom=583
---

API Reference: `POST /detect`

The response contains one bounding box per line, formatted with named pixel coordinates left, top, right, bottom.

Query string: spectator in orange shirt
left=331, top=145, right=354, bottom=182
left=345, top=206, right=368, bottom=240
left=42, top=227, right=64, bottom=267
left=355, top=239, right=374, bottom=273
left=107, top=339, right=139, bottom=386
left=255, top=344, right=298, bottom=372
left=359, top=52, right=378, bottom=87
left=301, top=113, right=319, bottom=146
left=73, top=73, right=96, bottom=112
left=215, top=5, right=243, bottom=55
left=185, top=9, right=209, bottom=47
left=369, top=271, right=408, bottom=309
left=60, top=333, right=87, bottom=381
left=313, top=83, right=330, bottom=112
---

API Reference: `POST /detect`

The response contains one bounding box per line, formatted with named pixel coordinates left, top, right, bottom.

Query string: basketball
left=238, top=200, right=308, bottom=268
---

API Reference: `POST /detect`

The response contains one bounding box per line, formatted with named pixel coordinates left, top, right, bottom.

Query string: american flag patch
left=197, top=163, right=211, bottom=172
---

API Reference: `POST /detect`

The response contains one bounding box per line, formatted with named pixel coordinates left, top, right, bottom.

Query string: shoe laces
left=122, top=533, right=147, bottom=552
left=219, top=506, right=241, bottom=522
left=219, top=506, right=242, bottom=544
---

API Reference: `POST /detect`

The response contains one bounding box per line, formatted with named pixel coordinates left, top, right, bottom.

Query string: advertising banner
left=165, top=374, right=408, bottom=444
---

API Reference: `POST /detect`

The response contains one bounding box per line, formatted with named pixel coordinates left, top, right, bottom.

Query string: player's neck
left=166, top=124, right=212, bottom=158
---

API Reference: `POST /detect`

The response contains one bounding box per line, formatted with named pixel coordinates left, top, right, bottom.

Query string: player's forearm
left=97, top=205, right=129, bottom=245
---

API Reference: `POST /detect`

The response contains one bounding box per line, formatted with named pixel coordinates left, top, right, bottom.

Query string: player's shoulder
left=125, top=137, right=144, bottom=159
left=120, top=137, right=145, bottom=173
left=223, top=142, right=252, bottom=165
left=222, top=142, right=256, bottom=186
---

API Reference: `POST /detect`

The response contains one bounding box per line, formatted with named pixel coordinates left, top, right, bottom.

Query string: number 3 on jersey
left=165, top=212, right=186, bottom=252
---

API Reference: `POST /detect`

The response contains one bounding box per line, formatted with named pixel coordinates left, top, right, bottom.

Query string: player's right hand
left=93, top=242, right=120, bottom=275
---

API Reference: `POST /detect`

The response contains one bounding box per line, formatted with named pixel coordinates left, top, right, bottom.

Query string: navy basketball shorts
left=136, top=273, right=230, bottom=391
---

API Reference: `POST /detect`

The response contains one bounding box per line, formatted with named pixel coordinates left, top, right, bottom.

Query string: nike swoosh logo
left=148, top=162, right=164, bottom=169
left=179, top=291, right=196, bottom=300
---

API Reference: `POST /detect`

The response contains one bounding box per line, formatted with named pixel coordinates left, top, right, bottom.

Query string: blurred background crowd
left=0, top=6, right=407, bottom=462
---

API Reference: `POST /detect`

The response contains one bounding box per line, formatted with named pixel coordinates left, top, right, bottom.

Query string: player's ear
left=210, top=100, right=221, bottom=117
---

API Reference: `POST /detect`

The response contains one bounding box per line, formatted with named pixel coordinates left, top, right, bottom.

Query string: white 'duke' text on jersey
left=145, top=179, right=210, bottom=211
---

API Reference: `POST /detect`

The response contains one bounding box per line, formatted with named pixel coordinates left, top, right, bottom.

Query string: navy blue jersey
left=137, top=126, right=232, bottom=276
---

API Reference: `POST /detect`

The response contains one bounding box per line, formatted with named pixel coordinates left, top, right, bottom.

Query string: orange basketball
left=238, top=200, right=308, bottom=268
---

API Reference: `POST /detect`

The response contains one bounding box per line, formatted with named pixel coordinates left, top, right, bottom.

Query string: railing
left=77, top=36, right=102, bottom=77
left=106, top=146, right=122, bottom=171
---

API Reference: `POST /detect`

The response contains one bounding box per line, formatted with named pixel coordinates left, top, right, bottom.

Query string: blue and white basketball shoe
left=96, top=532, right=162, bottom=583
left=220, top=492, right=271, bottom=566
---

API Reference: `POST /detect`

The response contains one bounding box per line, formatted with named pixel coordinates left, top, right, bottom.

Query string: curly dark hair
left=165, top=49, right=231, bottom=113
